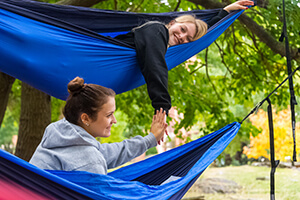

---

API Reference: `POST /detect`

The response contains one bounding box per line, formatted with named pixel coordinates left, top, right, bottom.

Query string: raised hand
left=150, top=108, right=168, bottom=144
left=224, top=0, right=254, bottom=13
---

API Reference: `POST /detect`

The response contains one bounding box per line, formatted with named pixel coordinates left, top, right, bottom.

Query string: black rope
left=266, top=98, right=280, bottom=200
left=280, top=0, right=297, bottom=162
left=239, top=67, right=299, bottom=200
left=240, top=66, right=300, bottom=124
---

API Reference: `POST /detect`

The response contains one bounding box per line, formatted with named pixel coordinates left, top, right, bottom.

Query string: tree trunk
left=14, top=0, right=102, bottom=162
left=0, top=72, right=15, bottom=126
left=15, top=83, right=51, bottom=161
left=55, top=0, right=106, bottom=7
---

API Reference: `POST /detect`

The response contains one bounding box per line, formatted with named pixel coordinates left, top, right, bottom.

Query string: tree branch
left=55, top=0, right=106, bottom=7
left=174, top=0, right=181, bottom=12
left=205, top=48, right=223, bottom=101
left=187, top=0, right=300, bottom=63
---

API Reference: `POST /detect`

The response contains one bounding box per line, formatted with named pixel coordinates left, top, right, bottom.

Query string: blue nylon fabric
left=0, top=0, right=245, bottom=100
left=49, top=122, right=240, bottom=200
left=1, top=0, right=222, bottom=33
left=0, top=149, right=106, bottom=199
left=0, top=122, right=240, bottom=199
left=109, top=122, right=240, bottom=181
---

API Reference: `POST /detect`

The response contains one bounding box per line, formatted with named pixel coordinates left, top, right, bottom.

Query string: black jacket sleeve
left=133, top=23, right=171, bottom=115
left=206, top=9, right=229, bottom=28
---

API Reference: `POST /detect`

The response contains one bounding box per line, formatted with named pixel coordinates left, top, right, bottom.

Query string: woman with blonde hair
left=116, top=0, right=254, bottom=118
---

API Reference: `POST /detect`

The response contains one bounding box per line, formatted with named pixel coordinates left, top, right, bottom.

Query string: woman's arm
left=224, top=0, right=254, bottom=13
left=100, top=109, right=167, bottom=169
left=207, top=0, right=254, bottom=27
left=206, top=9, right=229, bottom=28
left=100, top=133, right=157, bottom=169
left=133, top=23, right=171, bottom=115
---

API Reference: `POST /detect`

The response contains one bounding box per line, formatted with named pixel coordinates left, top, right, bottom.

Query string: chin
left=104, top=131, right=111, bottom=137
left=169, top=40, right=176, bottom=46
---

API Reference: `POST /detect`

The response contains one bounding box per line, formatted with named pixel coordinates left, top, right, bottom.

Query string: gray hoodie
left=29, top=118, right=157, bottom=174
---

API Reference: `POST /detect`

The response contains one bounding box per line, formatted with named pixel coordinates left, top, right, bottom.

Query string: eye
left=181, top=27, right=185, bottom=32
left=106, top=113, right=113, bottom=117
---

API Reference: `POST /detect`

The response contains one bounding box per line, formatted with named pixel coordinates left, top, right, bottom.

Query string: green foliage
left=51, top=97, right=65, bottom=122
left=7, top=79, right=21, bottom=123
left=0, top=109, right=18, bottom=153
left=4, top=0, right=300, bottom=158
left=92, top=0, right=300, bottom=148
left=146, top=146, right=157, bottom=155
left=100, top=110, right=127, bottom=143
left=94, top=0, right=196, bottom=12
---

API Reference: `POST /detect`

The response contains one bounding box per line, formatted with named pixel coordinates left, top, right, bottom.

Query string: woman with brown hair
left=30, top=77, right=167, bottom=174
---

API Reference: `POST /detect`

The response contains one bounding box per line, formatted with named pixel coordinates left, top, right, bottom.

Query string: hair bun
left=67, top=77, right=85, bottom=95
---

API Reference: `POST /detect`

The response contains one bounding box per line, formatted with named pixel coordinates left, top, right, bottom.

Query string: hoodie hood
left=41, top=118, right=100, bottom=150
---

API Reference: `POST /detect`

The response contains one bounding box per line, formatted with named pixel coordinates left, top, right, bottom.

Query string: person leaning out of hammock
left=29, top=77, right=167, bottom=174
left=115, top=0, right=254, bottom=117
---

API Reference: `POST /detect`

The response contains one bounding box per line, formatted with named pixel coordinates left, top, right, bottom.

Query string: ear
left=80, top=113, right=91, bottom=125
left=168, top=20, right=175, bottom=26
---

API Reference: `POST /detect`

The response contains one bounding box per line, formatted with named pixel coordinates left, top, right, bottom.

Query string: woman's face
left=84, top=96, right=117, bottom=138
left=168, top=21, right=196, bottom=46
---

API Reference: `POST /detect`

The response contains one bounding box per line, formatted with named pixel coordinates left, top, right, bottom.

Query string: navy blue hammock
left=0, top=0, right=247, bottom=199
left=0, top=122, right=240, bottom=200
left=0, top=0, right=248, bottom=100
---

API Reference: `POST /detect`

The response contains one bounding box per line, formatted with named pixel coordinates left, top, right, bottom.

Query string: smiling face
left=168, top=21, right=196, bottom=46
left=82, top=96, right=117, bottom=138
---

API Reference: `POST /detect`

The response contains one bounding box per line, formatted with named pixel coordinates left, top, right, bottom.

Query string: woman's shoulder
left=135, top=21, right=168, bottom=34
left=134, top=21, right=169, bottom=45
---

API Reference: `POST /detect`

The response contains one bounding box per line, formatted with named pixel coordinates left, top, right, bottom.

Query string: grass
left=184, top=165, right=300, bottom=200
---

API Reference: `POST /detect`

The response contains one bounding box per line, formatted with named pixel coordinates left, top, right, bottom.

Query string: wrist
left=223, top=7, right=230, bottom=13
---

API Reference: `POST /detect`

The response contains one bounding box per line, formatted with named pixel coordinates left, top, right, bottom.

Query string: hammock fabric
left=0, top=0, right=246, bottom=100
left=0, top=122, right=240, bottom=200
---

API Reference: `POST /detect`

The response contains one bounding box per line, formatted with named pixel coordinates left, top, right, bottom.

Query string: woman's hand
left=150, top=108, right=168, bottom=144
left=224, top=0, right=254, bottom=13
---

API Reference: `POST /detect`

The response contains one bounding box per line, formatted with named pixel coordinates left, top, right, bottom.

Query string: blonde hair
left=173, top=15, right=208, bottom=41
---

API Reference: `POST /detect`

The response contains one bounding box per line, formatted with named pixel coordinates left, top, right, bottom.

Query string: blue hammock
left=0, top=122, right=240, bottom=199
left=0, top=1, right=246, bottom=199
left=0, top=0, right=246, bottom=100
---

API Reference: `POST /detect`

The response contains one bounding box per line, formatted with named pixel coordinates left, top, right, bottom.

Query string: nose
left=178, top=33, right=188, bottom=44
left=112, top=114, right=117, bottom=124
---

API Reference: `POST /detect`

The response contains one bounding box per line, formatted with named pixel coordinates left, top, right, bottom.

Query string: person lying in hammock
left=115, top=0, right=254, bottom=116
left=29, top=77, right=167, bottom=174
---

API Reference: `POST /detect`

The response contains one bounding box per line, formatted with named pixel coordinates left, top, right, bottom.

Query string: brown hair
left=173, top=15, right=208, bottom=41
left=63, top=77, right=115, bottom=125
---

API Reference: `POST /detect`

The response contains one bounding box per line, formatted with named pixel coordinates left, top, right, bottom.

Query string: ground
left=184, top=165, right=300, bottom=200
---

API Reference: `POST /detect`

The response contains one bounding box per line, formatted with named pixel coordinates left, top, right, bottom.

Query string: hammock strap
left=240, top=66, right=300, bottom=124
left=266, top=98, right=280, bottom=200
left=279, top=0, right=297, bottom=162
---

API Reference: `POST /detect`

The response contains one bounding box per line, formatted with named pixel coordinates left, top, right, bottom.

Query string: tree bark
left=0, top=72, right=15, bottom=126
left=238, top=14, right=300, bottom=62
left=55, top=0, right=106, bottom=7
left=15, top=83, right=51, bottom=161
left=188, top=0, right=300, bottom=62
left=14, top=0, right=103, bottom=161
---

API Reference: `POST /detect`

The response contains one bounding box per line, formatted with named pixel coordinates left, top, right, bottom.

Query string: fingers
left=155, top=108, right=166, bottom=123
left=237, top=0, right=254, bottom=6
left=224, top=0, right=254, bottom=12
left=152, top=108, right=168, bottom=145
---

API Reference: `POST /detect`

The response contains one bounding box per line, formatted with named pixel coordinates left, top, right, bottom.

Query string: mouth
left=174, top=34, right=179, bottom=45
